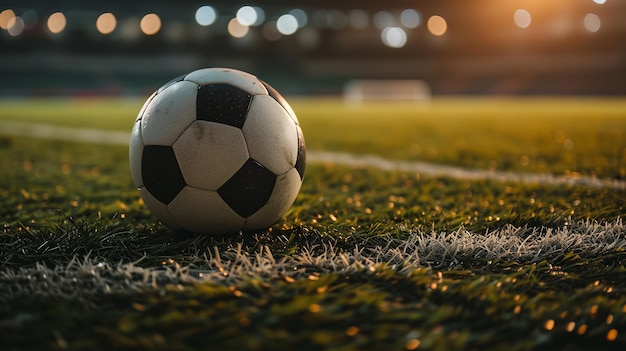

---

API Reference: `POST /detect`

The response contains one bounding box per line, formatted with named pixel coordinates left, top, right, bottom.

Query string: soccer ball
left=129, top=68, right=306, bottom=235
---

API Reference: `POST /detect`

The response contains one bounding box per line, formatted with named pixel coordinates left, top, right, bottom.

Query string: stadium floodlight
left=427, top=15, right=447, bottom=36
left=400, top=9, right=421, bottom=29
left=47, top=12, right=66, bottom=34
left=289, top=8, right=308, bottom=28
left=96, top=13, right=117, bottom=35
left=7, top=15, right=24, bottom=36
left=584, top=13, right=601, bottom=32
left=276, top=14, right=298, bottom=35
left=235, top=6, right=265, bottom=27
left=252, top=7, right=265, bottom=26
left=0, top=9, right=15, bottom=29
left=373, top=11, right=394, bottom=30
left=228, top=18, right=249, bottom=38
left=195, top=5, right=217, bottom=26
left=381, top=27, right=407, bottom=48
left=514, top=9, right=531, bottom=29
left=236, top=6, right=257, bottom=26
left=140, top=13, right=161, bottom=35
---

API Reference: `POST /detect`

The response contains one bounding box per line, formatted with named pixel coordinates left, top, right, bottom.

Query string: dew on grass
left=239, top=317, right=251, bottom=327
left=566, top=321, right=576, bottom=332
left=405, top=339, right=421, bottom=350
left=309, top=303, right=321, bottom=313
left=588, top=306, right=599, bottom=321
left=345, top=326, right=359, bottom=336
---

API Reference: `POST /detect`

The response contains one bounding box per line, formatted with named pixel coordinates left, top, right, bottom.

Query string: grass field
left=1, top=97, right=626, bottom=350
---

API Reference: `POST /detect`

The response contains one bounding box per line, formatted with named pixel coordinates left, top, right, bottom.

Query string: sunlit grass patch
left=2, top=97, right=625, bottom=178
left=297, top=97, right=626, bottom=178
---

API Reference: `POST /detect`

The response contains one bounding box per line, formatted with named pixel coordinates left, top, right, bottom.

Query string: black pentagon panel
left=218, top=159, right=276, bottom=218
left=196, top=84, right=252, bottom=129
left=295, top=125, right=306, bottom=180
left=142, top=145, right=186, bottom=205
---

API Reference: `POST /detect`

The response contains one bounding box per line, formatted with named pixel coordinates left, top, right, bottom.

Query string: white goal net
left=344, top=79, right=431, bottom=103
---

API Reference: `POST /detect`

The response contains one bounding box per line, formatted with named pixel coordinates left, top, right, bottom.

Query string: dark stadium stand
left=1, top=0, right=624, bottom=96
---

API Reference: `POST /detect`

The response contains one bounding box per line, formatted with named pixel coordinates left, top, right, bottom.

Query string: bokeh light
left=228, top=18, right=249, bottom=38
left=0, top=9, right=15, bottom=30
left=236, top=6, right=258, bottom=26
left=584, top=13, right=601, bottom=32
left=289, top=9, right=308, bottom=28
left=195, top=6, right=216, bottom=26
left=514, top=9, right=532, bottom=29
left=327, top=10, right=348, bottom=29
left=427, top=15, right=447, bottom=36
left=120, top=17, right=140, bottom=40
left=373, top=11, right=394, bottom=30
left=22, top=10, right=38, bottom=30
left=348, top=9, right=369, bottom=29
left=400, top=9, right=421, bottom=29
left=252, top=7, right=265, bottom=26
left=298, top=26, right=319, bottom=49
left=47, top=12, right=67, bottom=34
left=593, top=0, right=606, bottom=4
left=277, top=14, right=298, bottom=35
left=96, top=13, right=117, bottom=35
left=164, top=21, right=185, bottom=42
left=262, top=20, right=281, bottom=41
left=7, top=15, right=24, bottom=36
left=382, top=27, right=407, bottom=48
left=140, top=13, right=161, bottom=35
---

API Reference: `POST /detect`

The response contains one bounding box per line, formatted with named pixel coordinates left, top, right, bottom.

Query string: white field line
left=0, top=120, right=131, bottom=145
left=1, top=120, right=625, bottom=190
left=1, top=219, right=625, bottom=300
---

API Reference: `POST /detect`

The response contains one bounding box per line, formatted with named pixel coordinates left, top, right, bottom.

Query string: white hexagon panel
left=141, top=81, right=199, bottom=146
left=173, top=121, right=249, bottom=191
left=168, top=186, right=245, bottom=235
left=139, top=187, right=180, bottom=230
left=243, top=95, right=298, bottom=175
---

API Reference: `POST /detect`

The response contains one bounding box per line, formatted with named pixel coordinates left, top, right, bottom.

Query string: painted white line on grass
left=311, top=150, right=626, bottom=189
left=1, top=120, right=624, bottom=189
left=1, top=219, right=625, bottom=300
left=0, top=120, right=130, bottom=145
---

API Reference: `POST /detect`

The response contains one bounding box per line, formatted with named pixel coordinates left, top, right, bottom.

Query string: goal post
left=343, top=79, right=431, bottom=103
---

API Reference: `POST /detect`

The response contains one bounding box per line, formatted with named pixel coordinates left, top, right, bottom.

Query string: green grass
left=2, top=97, right=625, bottom=177
left=1, top=97, right=626, bottom=350
left=298, top=98, right=626, bottom=178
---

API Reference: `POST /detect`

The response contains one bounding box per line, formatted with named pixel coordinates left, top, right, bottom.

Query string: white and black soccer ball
left=129, top=68, right=306, bottom=235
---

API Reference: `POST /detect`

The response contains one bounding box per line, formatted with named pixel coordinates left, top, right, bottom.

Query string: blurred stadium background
left=1, top=0, right=624, bottom=97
